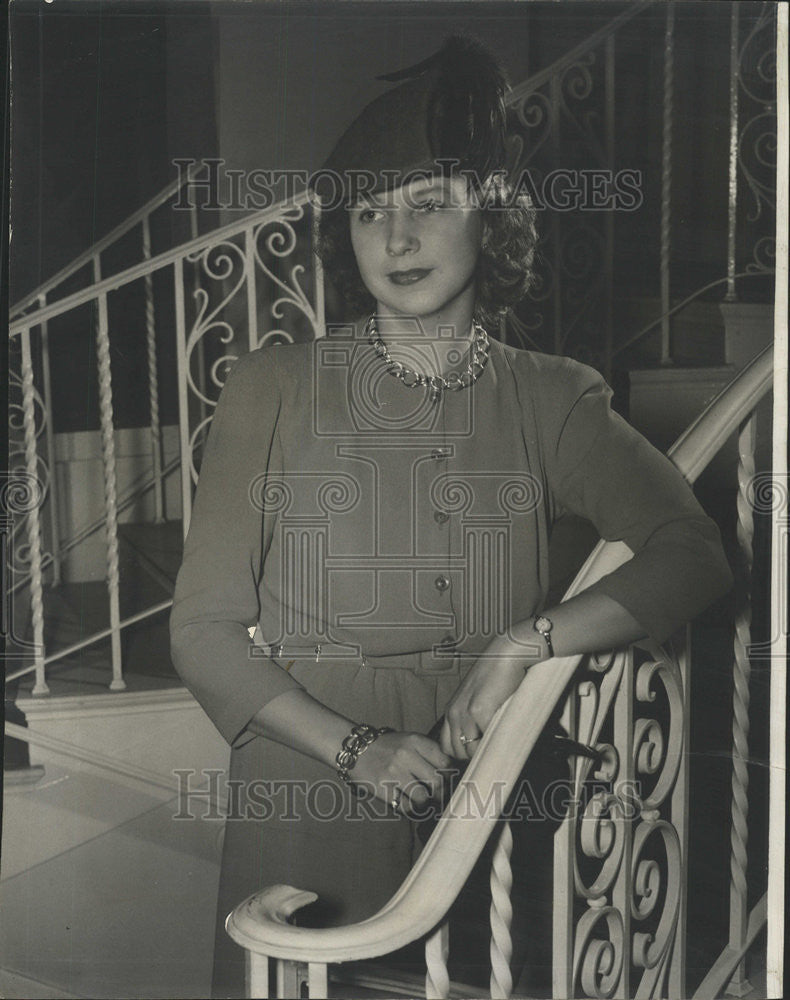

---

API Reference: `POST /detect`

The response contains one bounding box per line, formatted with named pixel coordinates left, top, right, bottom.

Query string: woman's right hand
left=350, top=730, right=453, bottom=813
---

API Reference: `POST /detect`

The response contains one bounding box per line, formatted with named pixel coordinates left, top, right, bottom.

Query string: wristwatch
left=533, top=615, right=554, bottom=657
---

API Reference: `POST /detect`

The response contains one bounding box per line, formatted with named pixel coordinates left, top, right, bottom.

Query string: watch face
left=534, top=616, right=552, bottom=634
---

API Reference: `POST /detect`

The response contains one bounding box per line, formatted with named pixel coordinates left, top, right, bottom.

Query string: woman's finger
left=439, top=717, right=454, bottom=757
left=447, top=716, right=478, bottom=760
left=405, top=755, right=447, bottom=800
left=413, top=734, right=453, bottom=770
left=459, top=727, right=482, bottom=759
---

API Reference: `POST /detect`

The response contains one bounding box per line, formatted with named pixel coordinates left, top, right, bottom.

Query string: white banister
left=37, top=293, right=61, bottom=584
left=245, top=226, right=260, bottom=353
left=9, top=192, right=313, bottom=340
left=726, top=415, right=757, bottom=997
left=142, top=216, right=165, bottom=524
left=19, top=328, right=48, bottom=696
left=312, top=200, right=326, bottom=339
left=10, top=160, right=207, bottom=319
left=92, top=256, right=126, bottom=692
left=424, top=921, right=450, bottom=1000
left=245, top=952, right=269, bottom=1000
left=174, top=256, right=193, bottom=538
left=506, top=0, right=654, bottom=104
left=306, top=962, right=328, bottom=999
left=489, top=822, right=514, bottom=999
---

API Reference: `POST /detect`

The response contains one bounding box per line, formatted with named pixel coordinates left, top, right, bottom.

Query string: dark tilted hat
left=315, top=35, right=509, bottom=203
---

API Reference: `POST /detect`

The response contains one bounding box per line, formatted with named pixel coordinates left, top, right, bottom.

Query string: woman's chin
left=373, top=289, right=475, bottom=327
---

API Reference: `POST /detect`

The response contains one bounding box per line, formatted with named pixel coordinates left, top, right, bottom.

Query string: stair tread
left=118, top=520, right=184, bottom=586
left=14, top=581, right=179, bottom=697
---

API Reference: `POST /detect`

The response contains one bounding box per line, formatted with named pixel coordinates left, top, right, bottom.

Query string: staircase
left=4, top=3, right=782, bottom=998
left=14, top=522, right=183, bottom=698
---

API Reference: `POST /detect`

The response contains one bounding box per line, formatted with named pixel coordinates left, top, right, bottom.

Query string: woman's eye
left=415, top=199, right=441, bottom=213
left=358, top=208, right=384, bottom=223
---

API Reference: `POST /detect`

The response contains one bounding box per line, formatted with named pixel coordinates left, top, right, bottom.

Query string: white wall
left=53, top=424, right=183, bottom=583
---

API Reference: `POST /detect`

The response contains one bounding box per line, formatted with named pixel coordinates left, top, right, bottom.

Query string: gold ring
left=459, top=733, right=480, bottom=745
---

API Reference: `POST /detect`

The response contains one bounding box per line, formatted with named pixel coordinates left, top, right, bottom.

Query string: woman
left=170, top=36, right=732, bottom=998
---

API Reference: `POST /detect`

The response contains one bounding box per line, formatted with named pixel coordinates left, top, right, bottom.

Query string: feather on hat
left=318, top=35, right=509, bottom=200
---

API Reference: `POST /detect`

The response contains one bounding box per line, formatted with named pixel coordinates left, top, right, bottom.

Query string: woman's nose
left=385, top=212, right=420, bottom=256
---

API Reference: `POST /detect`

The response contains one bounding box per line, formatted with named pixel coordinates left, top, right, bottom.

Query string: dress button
left=433, top=510, right=449, bottom=524
left=434, top=575, right=450, bottom=592
left=431, top=449, right=449, bottom=460
left=439, top=633, right=456, bottom=647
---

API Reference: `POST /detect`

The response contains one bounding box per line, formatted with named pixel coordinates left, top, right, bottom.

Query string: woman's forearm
left=246, top=689, right=356, bottom=768
left=496, top=592, right=647, bottom=665
left=245, top=686, right=454, bottom=810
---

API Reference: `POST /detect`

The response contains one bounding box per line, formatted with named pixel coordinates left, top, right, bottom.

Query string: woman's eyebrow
left=353, top=180, right=454, bottom=209
left=408, top=181, right=452, bottom=198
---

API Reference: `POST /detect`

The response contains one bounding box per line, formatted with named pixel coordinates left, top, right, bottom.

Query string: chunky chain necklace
left=365, top=315, right=491, bottom=402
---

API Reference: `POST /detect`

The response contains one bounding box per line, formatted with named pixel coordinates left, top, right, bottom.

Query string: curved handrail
left=227, top=344, right=774, bottom=964
left=8, top=190, right=312, bottom=338
left=506, top=0, right=655, bottom=103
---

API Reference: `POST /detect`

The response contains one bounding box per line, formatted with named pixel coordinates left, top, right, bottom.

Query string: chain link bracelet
left=335, top=722, right=393, bottom=785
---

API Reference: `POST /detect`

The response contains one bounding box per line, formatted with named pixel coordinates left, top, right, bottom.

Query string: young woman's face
left=349, top=175, right=484, bottom=326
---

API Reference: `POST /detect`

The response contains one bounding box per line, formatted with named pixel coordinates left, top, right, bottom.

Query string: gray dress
left=170, top=331, right=732, bottom=997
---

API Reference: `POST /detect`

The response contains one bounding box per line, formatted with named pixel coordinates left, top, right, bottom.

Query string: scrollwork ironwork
left=252, top=205, right=318, bottom=347
left=556, top=638, right=688, bottom=998
left=572, top=906, right=625, bottom=999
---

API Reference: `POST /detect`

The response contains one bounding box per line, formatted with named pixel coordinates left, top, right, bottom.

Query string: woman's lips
left=387, top=268, right=433, bottom=286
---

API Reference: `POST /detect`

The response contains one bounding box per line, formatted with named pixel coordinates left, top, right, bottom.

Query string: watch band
left=533, top=615, right=554, bottom=657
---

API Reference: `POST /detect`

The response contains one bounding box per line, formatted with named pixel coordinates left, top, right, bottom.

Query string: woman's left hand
left=440, top=644, right=542, bottom=759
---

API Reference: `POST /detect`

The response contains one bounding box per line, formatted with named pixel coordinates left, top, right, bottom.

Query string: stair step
left=14, top=579, right=180, bottom=698
left=615, top=296, right=726, bottom=367
left=117, top=521, right=184, bottom=593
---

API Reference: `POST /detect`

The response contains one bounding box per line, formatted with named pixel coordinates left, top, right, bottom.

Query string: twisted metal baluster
left=727, top=415, right=756, bottom=996
left=659, top=3, right=675, bottom=364
left=20, top=329, right=49, bottom=695
left=173, top=257, right=193, bottom=537
left=93, top=257, right=126, bottom=691
left=37, top=294, right=61, bottom=584
left=245, top=225, right=259, bottom=352
left=142, top=217, right=164, bottom=523
left=312, top=200, right=326, bottom=339
left=189, top=204, right=209, bottom=431
left=425, top=920, right=450, bottom=999
left=490, top=820, right=514, bottom=999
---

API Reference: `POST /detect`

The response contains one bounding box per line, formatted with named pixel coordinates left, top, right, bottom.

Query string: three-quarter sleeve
left=537, top=357, right=733, bottom=644
left=170, top=347, right=303, bottom=747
